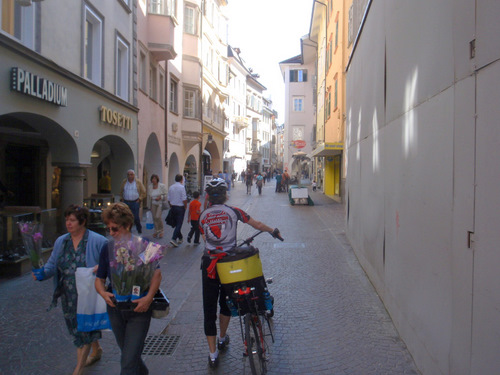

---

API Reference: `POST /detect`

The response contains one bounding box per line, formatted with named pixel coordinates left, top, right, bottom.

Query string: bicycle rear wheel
left=244, top=313, right=267, bottom=375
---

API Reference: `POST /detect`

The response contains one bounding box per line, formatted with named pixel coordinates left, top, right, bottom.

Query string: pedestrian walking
left=96, top=203, right=162, bottom=375
left=167, top=174, right=187, bottom=247
left=199, top=178, right=281, bottom=368
left=32, top=205, right=108, bottom=375
left=256, top=173, right=264, bottom=195
left=147, top=174, right=167, bottom=238
left=282, top=169, right=290, bottom=193
left=223, top=170, right=231, bottom=193
left=231, top=172, right=237, bottom=187
left=275, top=171, right=282, bottom=192
left=245, top=169, right=253, bottom=195
left=119, top=169, right=146, bottom=234
left=186, top=191, right=201, bottom=244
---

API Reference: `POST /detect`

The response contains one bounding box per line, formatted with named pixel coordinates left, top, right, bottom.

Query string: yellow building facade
left=310, top=0, right=352, bottom=201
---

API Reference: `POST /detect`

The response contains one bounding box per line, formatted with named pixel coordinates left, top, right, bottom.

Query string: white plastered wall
left=343, top=0, right=499, bottom=374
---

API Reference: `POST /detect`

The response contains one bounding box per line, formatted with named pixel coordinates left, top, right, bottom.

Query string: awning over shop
left=292, top=151, right=308, bottom=158
left=311, top=142, right=344, bottom=157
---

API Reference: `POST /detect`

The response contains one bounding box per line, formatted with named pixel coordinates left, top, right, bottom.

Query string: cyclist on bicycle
left=199, top=178, right=281, bottom=368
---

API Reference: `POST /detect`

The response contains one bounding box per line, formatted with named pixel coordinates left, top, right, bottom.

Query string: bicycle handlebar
left=239, top=228, right=284, bottom=246
left=272, top=228, right=284, bottom=241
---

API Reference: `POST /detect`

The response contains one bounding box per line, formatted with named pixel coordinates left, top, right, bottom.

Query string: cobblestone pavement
left=0, top=180, right=420, bottom=375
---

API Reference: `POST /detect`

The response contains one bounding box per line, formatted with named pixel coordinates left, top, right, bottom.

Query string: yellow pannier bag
left=217, top=247, right=263, bottom=285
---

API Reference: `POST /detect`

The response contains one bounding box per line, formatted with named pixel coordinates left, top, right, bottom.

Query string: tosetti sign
left=99, top=105, right=132, bottom=130
left=10, top=67, right=68, bottom=106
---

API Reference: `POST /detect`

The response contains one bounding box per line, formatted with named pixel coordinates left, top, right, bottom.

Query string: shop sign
left=291, top=140, right=306, bottom=149
left=99, top=105, right=132, bottom=130
left=325, top=142, right=343, bottom=150
left=11, top=67, right=68, bottom=106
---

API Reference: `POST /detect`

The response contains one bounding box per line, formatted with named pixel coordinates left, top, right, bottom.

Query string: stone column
left=59, top=165, right=86, bottom=213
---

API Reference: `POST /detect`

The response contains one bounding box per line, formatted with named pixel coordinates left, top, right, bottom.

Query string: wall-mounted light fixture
left=202, top=133, right=213, bottom=144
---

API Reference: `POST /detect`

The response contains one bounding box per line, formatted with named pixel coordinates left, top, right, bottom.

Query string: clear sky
left=225, top=0, right=313, bottom=124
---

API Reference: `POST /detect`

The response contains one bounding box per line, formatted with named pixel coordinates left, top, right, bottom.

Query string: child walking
left=187, top=191, right=202, bottom=244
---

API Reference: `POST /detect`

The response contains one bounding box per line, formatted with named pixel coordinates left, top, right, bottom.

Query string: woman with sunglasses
left=32, top=205, right=108, bottom=375
left=95, top=202, right=162, bottom=375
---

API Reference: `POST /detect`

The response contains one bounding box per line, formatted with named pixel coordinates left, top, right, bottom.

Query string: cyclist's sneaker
left=177, top=238, right=183, bottom=245
left=208, top=355, right=219, bottom=368
left=218, top=335, right=230, bottom=351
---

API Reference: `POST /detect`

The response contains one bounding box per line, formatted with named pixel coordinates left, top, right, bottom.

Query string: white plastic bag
left=146, top=210, right=154, bottom=229
left=75, top=267, right=111, bottom=332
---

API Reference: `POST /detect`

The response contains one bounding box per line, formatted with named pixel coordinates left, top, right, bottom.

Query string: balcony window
left=149, top=0, right=177, bottom=17
left=183, top=88, right=198, bottom=118
left=184, top=5, right=198, bottom=35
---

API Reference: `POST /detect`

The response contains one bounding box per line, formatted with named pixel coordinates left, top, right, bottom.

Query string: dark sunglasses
left=108, top=226, right=120, bottom=233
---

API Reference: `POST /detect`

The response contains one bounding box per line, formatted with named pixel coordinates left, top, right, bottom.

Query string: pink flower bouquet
left=18, top=222, right=44, bottom=268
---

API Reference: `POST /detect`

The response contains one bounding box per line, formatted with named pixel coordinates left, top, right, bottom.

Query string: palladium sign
left=11, top=67, right=68, bottom=107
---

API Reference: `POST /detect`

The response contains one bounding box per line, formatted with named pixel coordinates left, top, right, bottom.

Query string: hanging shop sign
left=10, top=67, right=68, bottom=106
left=99, top=105, right=132, bottom=130
left=291, top=140, right=306, bottom=149
left=324, top=142, right=343, bottom=150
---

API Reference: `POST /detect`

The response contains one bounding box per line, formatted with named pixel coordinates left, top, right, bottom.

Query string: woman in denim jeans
left=95, top=203, right=162, bottom=375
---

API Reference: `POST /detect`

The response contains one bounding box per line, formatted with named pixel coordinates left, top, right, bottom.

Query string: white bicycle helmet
left=205, top=178, right=228, bottom=195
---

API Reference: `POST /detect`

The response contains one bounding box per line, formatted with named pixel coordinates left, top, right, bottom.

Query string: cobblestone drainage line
left=142, top=335, right=181, bottom=356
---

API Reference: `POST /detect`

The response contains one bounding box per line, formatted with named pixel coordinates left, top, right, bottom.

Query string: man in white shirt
left=167, top=174, right=188, bottom=247
left=119, top=169, right=146, bottom=234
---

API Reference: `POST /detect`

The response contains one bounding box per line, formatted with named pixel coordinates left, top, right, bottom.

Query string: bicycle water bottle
left=262, top=289, right=273, bottom=311
left=226, top=297, right=238, bottom=317
left=146, top=211, right=154, bottom=230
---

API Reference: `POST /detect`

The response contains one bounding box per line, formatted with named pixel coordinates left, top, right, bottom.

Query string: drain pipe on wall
left=198, top=0, right=205, bottom=193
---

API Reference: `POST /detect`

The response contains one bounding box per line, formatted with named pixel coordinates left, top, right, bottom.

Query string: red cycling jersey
left=199, top=204, right=250, bottom=253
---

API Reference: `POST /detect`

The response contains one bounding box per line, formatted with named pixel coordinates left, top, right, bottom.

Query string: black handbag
left=151, top=289, right=170, bottom=319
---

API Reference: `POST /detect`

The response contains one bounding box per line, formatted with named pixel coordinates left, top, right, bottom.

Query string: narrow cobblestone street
left=0, top=180, right=419, bottom=375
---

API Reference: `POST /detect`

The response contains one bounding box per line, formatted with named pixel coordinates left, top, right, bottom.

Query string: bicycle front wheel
left=245, top=313, right=267, bottom=375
